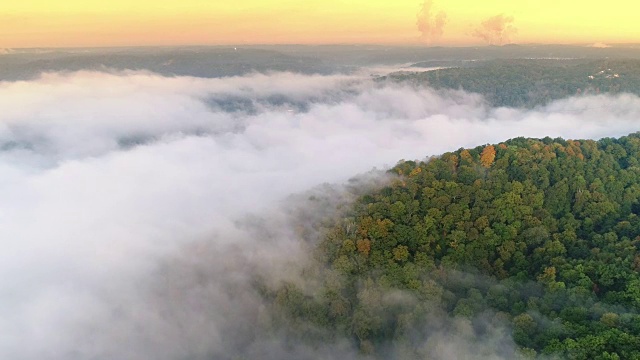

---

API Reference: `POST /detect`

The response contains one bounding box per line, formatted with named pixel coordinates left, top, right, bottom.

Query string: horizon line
left=2, top=42, right=640, bottom=52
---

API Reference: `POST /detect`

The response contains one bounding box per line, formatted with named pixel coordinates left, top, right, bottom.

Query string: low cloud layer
left=1, top=70, right=640, bottom=359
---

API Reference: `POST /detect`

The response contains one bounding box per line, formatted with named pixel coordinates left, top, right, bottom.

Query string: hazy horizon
left=3, top=43, right=640, bottom=51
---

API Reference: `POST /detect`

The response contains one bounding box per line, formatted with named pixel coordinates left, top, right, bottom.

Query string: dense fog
left=2, top=70, right=640, bottom=359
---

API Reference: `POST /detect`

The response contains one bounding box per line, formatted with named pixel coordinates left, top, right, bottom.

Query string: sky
left=1, top=0, right=638, bottom=48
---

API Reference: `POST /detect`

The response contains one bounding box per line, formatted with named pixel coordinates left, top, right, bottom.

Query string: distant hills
left=381, top=59, right=640, bottom=108
left=2, top=44, right=640, bottom=81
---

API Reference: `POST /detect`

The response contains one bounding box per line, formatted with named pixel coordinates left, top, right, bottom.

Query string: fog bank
left=1, top=71, right=640, bottom=359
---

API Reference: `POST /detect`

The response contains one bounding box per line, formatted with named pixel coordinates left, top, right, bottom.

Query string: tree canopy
left=381, top=59, right=640, bottom=108
left=264, top=132, right=640, bottom=359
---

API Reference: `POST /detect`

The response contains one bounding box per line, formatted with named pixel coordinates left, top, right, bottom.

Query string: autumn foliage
left=270, top=133, right=640, bottom=359
left=480, top=144, right=496, bottom=167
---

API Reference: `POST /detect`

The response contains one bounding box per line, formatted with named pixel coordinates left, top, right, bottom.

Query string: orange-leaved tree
left=480, top=145, right=496, bottom=168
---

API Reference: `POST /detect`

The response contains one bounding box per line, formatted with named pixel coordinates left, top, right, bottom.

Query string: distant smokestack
left=417, top=0, right=447, bottom=44
left=472, top=14, right=517, bottom=45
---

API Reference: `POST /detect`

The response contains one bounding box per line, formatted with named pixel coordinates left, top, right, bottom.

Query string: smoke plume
left=1, top=70, right=640, bottom=359
left=417, top=0, right=448, bottom=44
left=473, top=14, right=518, bottom=45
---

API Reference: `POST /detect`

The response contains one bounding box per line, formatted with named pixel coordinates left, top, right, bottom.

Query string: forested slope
left=381, top=59, right=640, bottom=108
left=267, top=133, right=640, bottom=359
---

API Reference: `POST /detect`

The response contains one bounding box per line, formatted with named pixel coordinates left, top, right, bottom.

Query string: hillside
left=266, top=133, right=640, bottom=359
left=380, top=59, right=640, bottom=108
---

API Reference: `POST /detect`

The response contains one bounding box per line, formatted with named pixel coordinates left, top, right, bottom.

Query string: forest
left=261, top=133, right=640, bottom=359
left=381, top=59, right=640, bottom=108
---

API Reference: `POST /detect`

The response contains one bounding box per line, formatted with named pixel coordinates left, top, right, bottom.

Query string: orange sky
left=1, top=0, right=638, bottom=48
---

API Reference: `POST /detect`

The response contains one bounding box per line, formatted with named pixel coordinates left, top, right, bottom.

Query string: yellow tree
left=480, top=145, right=497, bottom=168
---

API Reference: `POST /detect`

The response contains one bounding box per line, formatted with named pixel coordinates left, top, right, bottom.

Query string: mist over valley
left=2, top=46, right=640, bottom=359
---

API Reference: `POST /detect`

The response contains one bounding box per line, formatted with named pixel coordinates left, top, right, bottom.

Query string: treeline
left=264, top=133, right=640, bottom=359
left=381, top=59, right=640, bottom=108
